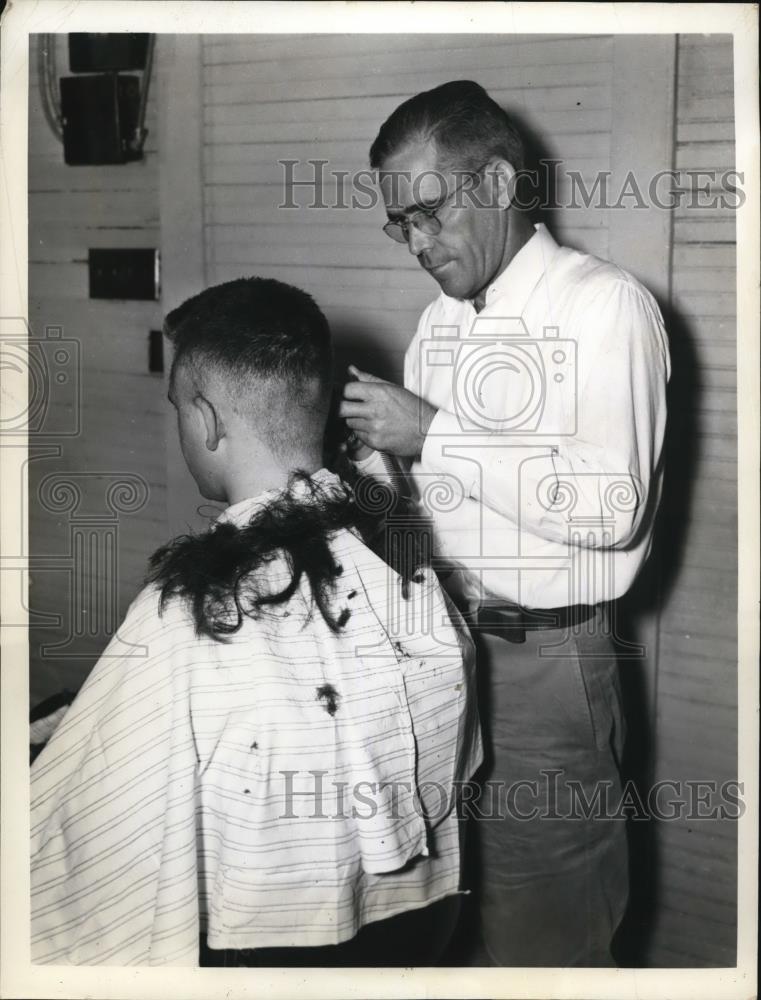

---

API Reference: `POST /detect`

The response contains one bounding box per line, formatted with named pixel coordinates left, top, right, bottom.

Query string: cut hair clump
left=146, top=472, right=429, bottom=641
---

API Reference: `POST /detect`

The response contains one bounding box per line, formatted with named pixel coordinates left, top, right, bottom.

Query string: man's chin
left=426, top=264, right=471, bottom=300
left=432, top=276, right=472, bottom=301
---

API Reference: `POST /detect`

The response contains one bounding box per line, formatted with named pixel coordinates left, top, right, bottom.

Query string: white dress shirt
left=31, top=469, right=481, bottom=964
left=357, top=224, right=670, bottom=610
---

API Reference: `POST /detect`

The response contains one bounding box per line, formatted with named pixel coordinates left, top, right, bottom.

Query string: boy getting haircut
left=30, top=277, right=481, bottom=967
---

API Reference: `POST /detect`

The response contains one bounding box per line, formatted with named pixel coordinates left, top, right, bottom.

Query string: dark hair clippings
left=146, top=472, right=430, bottom=642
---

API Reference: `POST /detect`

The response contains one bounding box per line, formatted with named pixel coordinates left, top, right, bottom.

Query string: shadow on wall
left=614, top=298, right=700, bottom=966
left=509, top=108, right=564, bottom=238
left=332, top=330, right=402, bottom=385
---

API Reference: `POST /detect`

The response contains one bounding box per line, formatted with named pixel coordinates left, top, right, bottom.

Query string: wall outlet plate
left=88, top=249, right=160, bottom=300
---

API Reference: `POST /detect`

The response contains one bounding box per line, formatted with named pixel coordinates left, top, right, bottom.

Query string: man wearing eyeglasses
left=340, top=80, right=670, bottom=967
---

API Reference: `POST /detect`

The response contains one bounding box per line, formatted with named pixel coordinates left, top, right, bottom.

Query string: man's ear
left=489, top=159, right=518, bottom=210
left=194, top=394, right=224, bottom=451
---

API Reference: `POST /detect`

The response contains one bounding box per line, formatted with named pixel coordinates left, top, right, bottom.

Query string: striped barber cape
left=31, top=471, right=481, bottom=965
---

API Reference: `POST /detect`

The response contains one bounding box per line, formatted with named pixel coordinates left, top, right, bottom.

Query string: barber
left=340, top=80, right=670, bottom=967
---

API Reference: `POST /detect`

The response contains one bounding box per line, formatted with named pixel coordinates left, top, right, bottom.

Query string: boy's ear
left=194, top=394, right=224, bottom=451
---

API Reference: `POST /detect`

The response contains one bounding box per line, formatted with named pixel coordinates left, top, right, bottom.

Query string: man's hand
left=344, top=431, right=374, bottom=463
left=339, top=365, right=437, bottom=458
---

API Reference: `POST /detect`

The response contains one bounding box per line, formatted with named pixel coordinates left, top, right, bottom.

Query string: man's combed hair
left=369, top=79, right=525, bottom=174
left=164, top=276, right=333, bottom=396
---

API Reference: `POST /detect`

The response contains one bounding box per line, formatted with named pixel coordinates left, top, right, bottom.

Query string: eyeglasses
left=382, top=162, right=490, bottom=244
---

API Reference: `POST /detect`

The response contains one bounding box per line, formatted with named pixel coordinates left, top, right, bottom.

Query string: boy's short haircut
left=164, top=277, right=333, bottom=452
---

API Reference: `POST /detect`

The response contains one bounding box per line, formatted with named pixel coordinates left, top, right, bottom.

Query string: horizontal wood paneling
left=28, top=34, right=167, bottom=706
left=201, top=33, right=615, bottom=378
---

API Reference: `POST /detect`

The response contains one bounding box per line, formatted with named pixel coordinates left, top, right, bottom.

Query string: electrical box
left=88, top=249, right=160, bottom=301
left=60, top=75, right=141, bottom=165
left=69, top=34, right=150, bottom=73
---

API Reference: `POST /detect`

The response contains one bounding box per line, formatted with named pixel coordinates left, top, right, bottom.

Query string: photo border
left=1, top=3, right=758, bottom=998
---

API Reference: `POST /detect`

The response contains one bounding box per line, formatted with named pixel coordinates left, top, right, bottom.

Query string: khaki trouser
left=471, top=606, right=629, bottom=967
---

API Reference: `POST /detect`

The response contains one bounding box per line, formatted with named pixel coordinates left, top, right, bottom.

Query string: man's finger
left=348, top=364, right=385, bottom=384
left=345, top=417, right=373, bottom=434
left=343, top=380, right=382, bottom=402
left=338, top=400, right=372, bottom=418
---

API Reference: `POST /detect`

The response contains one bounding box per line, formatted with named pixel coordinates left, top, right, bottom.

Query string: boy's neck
left=225, top=450, right=324, bottom=506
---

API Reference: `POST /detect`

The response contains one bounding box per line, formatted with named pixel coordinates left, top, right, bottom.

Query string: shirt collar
left=478, top=222, right=560, bottom=315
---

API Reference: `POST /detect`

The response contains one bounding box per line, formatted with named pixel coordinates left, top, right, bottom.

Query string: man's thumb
left=348, top=364, right=384, bottom=383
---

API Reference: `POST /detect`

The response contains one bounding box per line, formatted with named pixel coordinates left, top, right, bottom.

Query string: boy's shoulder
left=100, top=579, right=195, bottom=663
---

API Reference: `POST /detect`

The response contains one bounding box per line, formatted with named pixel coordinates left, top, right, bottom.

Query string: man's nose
left=407, top=224, right=434, bottom=257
